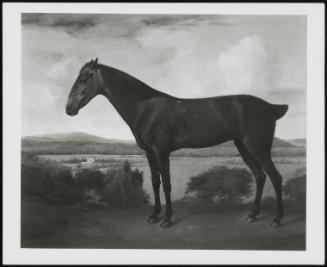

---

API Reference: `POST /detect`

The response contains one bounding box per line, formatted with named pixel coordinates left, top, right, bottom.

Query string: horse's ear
left=92, top=57, right=98, bottom=68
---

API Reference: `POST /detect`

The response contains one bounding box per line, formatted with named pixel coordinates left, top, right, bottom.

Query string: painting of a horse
left=66, top=58, right=288, bottom=228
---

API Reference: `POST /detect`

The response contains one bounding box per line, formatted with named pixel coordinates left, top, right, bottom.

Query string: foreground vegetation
left=21, top=152, right=149, bottom=208
left=21, top=152, right=306, bottom=249
left=184, top=165, right=306, bottom=213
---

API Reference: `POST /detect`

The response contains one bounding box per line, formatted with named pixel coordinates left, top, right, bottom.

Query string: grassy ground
left=21, top=198, right=305, bottom=250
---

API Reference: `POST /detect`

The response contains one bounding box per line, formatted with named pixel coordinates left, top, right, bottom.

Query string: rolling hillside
left=21, top=132, right=305, bottom=157
left=286, top=138, right=306, bottom=147
left=22, top=132, right=134, bottom=144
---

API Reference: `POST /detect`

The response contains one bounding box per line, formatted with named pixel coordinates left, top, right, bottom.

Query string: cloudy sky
left=22, top=14, right=306, bottom=140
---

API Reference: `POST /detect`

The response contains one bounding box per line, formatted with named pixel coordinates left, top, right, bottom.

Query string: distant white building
left=81, top=157, right=95, bottom=168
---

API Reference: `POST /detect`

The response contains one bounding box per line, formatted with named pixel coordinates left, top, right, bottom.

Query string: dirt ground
left=21, top=199, right=305, bottom=250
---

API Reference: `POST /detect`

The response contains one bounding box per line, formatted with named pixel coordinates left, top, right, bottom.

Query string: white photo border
left=3, top=3, right=325, bottom=265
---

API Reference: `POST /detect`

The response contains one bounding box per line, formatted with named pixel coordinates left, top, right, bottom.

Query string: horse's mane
left=99, top=64, right=173, bottom=100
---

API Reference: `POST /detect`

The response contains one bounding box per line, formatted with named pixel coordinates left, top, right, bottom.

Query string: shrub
left=21, top=164, right=52, bottom=197
left=21, top=151, right=149, bottom=209
left=53, top=169, right=75, bottom=186
left=21, top=151, right=38, bottom=165
left=102, top=161, right=149, bottom=208
left=261, top=176, right=306, bottom=213
left=283, top=175, right=306, bottom=204
left=186, top=166, right=253, bottom=205
left=21, top=164, right=84, bottom=205
left=74, top=169, right=105, bottom=193
left=22, top=151, right=74, bottom=184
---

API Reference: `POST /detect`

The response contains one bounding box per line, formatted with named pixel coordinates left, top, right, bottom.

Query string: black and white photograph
left=3, top=3, right=325, bottom=265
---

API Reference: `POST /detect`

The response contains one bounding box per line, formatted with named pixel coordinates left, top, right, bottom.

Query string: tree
left=186, top=166, right=253, bottom=205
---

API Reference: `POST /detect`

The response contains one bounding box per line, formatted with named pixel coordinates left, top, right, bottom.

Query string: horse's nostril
left=66, top=105, right=73, bottom=115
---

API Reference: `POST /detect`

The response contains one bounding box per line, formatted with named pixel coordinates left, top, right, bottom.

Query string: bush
left=283, top=175, right=306, bottom=204
left=186, top=166, right=253, bottom=205
left=74, top=169, right=105, bottom=193
left=53, top=169, right=75, bottom=186
left=21, top=152, right=149, bottom=209
left=261, top=175, right=306, bottom=213
left=22, top=151, right=74, bottom=183
left=21, top=164, right=52, bottom=197
left=102, top=161, right=149, bottom=208
left=21, top=164, right=84, bottom=205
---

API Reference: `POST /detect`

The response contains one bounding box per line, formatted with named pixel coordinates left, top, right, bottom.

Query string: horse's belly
left=173, top=123, right=229, bottom=149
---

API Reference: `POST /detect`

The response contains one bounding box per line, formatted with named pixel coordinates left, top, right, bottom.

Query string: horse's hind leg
left=234, top=140, right=266, bottom=223
left=242, top=135, right=284, bottom=228
left=259, top=158, right=284, bottom=228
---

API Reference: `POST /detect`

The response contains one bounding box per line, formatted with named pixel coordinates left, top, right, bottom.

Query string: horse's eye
left=80, top=73, right=92, bottom=83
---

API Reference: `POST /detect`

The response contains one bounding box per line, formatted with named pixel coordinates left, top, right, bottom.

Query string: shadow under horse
left=66, top=58, right=288, bottom=228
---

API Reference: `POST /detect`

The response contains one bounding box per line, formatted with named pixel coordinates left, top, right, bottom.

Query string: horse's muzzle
left=66, top=104, right=78, bottom=116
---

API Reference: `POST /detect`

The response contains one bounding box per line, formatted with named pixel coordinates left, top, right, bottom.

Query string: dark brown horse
left=66, top=58, right=288, bottom=228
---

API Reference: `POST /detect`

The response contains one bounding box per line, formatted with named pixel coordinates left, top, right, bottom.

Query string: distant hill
left=22, top=132, right=294, bottom=147
left=273, top=137, right=295, bottom=148
left=219, top=137, right=294, bottom=148
left=21, top=132, right=304, bottom=157
left=22, top=132, right=134, bottom=144
left=286, top=138, right=306, bottom=147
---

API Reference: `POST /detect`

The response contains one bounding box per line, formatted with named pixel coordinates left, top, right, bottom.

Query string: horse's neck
left=98, top=65, right=161, bottom=128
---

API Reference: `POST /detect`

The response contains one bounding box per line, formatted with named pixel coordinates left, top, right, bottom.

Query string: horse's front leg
left=153, top=149, right=172, bottom=228
left=146, top=151, right=161, bottom=224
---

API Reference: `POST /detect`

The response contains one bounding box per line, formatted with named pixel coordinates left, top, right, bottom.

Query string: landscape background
left=22, top=132, right=306, bottom=203
left=21, top=132, right=306, bottom=249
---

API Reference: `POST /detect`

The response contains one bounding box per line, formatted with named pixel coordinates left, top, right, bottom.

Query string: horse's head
left=66, top=57, right=102, bottom=116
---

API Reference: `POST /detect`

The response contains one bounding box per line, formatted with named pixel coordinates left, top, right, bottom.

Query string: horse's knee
left=162, top=181, right=171, bottom=194
left=152, top=177, right=161, bottom=187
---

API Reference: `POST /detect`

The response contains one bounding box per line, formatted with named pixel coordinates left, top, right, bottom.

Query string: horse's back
left=171, top=95, right=281, bottom=148
left=134, top=94, right=285, bottom=151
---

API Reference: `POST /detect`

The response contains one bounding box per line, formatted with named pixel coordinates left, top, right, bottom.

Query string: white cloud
left=213, top=35, right=281, bottom=95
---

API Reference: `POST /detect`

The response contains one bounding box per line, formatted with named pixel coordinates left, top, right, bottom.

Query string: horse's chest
left=134, top=111, right=171, bottom=149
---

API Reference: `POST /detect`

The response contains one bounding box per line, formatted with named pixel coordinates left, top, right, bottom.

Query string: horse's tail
left=270, top=104, right=289, bottom=120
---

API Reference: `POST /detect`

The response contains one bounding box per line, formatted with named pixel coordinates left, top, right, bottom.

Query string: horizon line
left=21, top=131, right=306, bottom=141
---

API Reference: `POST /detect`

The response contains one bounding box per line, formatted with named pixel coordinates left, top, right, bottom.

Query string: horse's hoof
left=270, top=220, right=281, bottom=228
left=160, top=219, right=172, bottom=228
left=147, top=216, right=160, bottom=224
left=245, top=215, right=257, bottom=223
